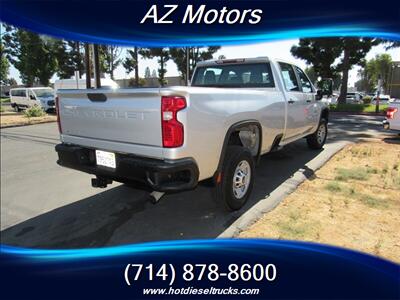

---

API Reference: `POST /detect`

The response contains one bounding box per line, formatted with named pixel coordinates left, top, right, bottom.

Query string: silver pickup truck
left=55, top=57, right=329, bottom=210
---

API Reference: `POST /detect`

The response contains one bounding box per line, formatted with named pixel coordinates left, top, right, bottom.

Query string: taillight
left=386, top=107, right=398, bottom=119
left=55, top=96, right=62, bottom=133
left=161, top=96, right=186, bottom=148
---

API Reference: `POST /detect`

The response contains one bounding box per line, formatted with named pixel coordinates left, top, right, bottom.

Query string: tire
left=215, top=146, right=255, bottom=211
left=13, top=104, right=20, bottom=112
left=307, top=118, right=327, bottom=149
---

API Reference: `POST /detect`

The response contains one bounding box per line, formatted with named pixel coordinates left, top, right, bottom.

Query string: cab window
left=279, top=63, right=300, bottom=92
left=295, top=66, right=313, bottom=93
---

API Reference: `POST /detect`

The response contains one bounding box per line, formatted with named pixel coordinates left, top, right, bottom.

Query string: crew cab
left=55, top=57, right=329, bottom=210
left=383, top=101, right=400, bottom=132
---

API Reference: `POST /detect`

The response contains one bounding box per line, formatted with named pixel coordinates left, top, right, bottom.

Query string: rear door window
left=279, top=63, right=300, bottom=92
left=295, top=66, right=313, bottom=93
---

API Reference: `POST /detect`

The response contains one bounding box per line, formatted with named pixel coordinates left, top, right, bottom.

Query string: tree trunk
left=338, top=46, right=350, bottom=105
left=160, top=55, right=164, bottom=86
left=134, top=47, right=139, bottom=87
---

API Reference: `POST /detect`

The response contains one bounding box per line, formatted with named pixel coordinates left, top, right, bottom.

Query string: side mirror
left=316, top=89, right=323, bottom=101
left=30, top=95, right=36, bottom=100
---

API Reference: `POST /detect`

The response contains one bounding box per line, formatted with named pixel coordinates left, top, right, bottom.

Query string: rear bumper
left=55, top=143, right=199, bottom=192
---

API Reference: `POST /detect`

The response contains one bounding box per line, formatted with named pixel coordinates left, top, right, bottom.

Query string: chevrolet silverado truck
left=55, top=57, right=329, bottom=210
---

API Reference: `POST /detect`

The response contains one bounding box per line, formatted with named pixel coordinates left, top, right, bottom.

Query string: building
left=389, top=61, right=400, bottom=99
left=116, top=76, right=185, bottom=88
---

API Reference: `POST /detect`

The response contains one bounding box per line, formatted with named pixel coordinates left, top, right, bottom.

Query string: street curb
left=218, top=140, right=351, bottom=238
left=1, top=119, right=56, bottom=129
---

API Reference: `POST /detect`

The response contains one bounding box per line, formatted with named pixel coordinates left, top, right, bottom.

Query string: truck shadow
left=1, top=140, right=322, bottom=249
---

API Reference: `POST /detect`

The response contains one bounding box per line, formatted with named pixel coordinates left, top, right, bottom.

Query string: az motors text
left=141, top=5, right=263, bottom=24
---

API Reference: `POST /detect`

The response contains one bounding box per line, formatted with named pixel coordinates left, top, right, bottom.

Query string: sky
left=8, top=39, right=400, bottom=87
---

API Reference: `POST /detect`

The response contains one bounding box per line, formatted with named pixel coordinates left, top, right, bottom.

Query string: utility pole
left=84, top=43, right=91, bottom=89
left=92, top=44, right=101, bottom=89
left=134, top=46, right=139, bottom=87
left=186, top=47, right=190, bottom=86
left=375, top=74, right=382, bottom=114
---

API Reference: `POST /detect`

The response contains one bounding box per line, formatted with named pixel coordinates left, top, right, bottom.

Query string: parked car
left=10, top=87, right=55, bottom=112
left=324, top=93, right=338, bottom=104
left=55, top=57, right=329, bottom=210
left=383, top=101, right=400, bottom=132
left=346, top=92, right=363, bottom=104
left=371, top=95, right=392, bottom=105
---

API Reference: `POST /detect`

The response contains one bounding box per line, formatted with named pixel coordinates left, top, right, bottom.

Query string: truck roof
left=195, top=57, right=303, bottom=68
left=196, top=56, right=272, bottom=67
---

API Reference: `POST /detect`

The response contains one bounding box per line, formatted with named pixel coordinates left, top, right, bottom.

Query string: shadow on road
left=1, top=141, right=322, bottom=249
left=1, top=132, right=59, bottom=146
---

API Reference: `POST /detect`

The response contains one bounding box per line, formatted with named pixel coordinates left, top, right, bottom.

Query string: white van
left=10, top=87, right=55, bottom=112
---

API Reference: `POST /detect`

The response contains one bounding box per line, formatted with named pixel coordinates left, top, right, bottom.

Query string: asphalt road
left=1, top=114, right=396, bottom=248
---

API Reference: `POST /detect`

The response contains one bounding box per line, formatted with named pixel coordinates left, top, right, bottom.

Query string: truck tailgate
left=58, top=89, right=162, bottom=147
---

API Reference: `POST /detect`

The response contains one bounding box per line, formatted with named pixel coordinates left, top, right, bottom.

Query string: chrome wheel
left=317, top=123, right=326, bottom=144
left=232, top=160, right=251, bottom=199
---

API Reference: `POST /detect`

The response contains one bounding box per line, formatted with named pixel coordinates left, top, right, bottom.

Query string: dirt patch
left=0, top=113, right=57, bottom=128
left=240, top=141, right=400, bottom=263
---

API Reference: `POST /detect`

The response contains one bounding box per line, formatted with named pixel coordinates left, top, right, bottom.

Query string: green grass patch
left=335, top=167, right=368, bottom=181
left=0, top=98, right=10, bottom=103
left=325, top=181, right=342, bottom=192
left=276, top=221, right=308, bottom=238
left=359, top=195, right=388, bottom=209
left=0, top=106, right=4, bottom=113
left=24, top=106, right=46, bottom=118
left=329, top=104, right=388, bottom=113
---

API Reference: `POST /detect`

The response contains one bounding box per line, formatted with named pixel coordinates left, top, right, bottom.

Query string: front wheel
left=215, top=146, right=255, bottom=211
left=307, top=118, right=327, bottom=149
left=12, top=104, right=20, bottom=112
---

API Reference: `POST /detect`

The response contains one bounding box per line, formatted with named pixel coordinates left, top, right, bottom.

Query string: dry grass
left=240, top=141, right=400, bottom=262
left=0, top=113, right=56, bottom=128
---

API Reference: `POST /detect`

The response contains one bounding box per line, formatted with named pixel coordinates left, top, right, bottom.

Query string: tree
left=139, top=48, right=170, bottom=86
left=100, top=45, right=122, bottom=80
left=291, top=38, right=342, bottom=79
left=144, top=67, right=151, bottom=78
left=384, top=40, right=400, bottom=50
left=6, top=78, right=17, bottom=86
left=123, top=47, right=140, bottom=86
left=2, top=26, right=57, bottom=86
left=304, top=66, right=317, bottom=84
left=356, top=54, right=392, bottom=93
left=0, top=42, right=10, bottom=85
left=170, top=47, right=220, bottom=82
left=336, top=38, right=380, bottom=104
left=54, top=40, right=85, bottom=79
left=291, top=37, right=380, bottom=104
left=151, top=69, right=157, bottom=78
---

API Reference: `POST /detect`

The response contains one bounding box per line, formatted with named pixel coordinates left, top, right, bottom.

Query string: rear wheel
left=13, top=104, right=20, bottom=112
left=215, top=146, right=255, bottom=211
left=307, top=118, right=327, bottom=149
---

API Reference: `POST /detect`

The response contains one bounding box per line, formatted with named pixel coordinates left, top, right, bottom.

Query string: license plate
left=95, top=150, right=116, bottom=169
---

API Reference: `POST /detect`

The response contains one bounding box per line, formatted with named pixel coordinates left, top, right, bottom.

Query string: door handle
left=306, top=100, right=312, bottom=103
left=288, top=99, right=295, bottom=104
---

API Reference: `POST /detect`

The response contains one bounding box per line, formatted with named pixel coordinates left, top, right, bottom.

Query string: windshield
left=192, top=63, right=275, bottom=88
left=33, top=89, right=54, bottom=97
